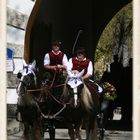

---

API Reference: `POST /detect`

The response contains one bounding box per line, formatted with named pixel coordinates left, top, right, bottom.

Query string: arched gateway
left=24, top=0, right=132, bottom=76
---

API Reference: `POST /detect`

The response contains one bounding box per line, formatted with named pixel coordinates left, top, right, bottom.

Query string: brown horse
left=62, top=70, right=99, bottom=140
left=16, top=60, right=43, bottom=140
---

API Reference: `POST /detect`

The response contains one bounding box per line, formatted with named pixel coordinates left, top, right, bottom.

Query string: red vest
left=72, top=57, right=90, bottom=75
left=49, top=51, right=64, bottom=66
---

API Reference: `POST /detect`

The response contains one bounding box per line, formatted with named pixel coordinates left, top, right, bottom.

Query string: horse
left=39, top=71, right=68, bottom=140
left=62, top=70, right=100, bottom=140
left=16, top=60, right=43, bottom=140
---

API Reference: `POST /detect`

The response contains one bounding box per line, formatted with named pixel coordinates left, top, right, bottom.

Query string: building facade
left=7, top=0, right=35, bottom=134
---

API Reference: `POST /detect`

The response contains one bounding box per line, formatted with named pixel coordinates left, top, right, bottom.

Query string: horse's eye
left=17, top=72, right=22, bottom=79
left=66, top=84, right=71, bottom=89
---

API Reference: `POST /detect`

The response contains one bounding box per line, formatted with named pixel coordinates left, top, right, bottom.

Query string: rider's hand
left=57, top=64, right=63, bottom=69
left=52, top=66, right=57, bottom=71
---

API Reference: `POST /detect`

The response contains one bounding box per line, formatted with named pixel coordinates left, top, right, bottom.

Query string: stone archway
left=24, top=0, right=132, bottom=74
left=24, top=0, right=42, bottom=63
left=94, top=2, right=132, bottom=78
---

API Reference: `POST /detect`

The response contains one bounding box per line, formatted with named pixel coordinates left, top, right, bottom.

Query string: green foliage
left=94, top=2, right=132, bottom=80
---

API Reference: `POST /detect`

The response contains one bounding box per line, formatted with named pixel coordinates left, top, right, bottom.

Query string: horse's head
left=66, top=70, right=84, bottom=107
left=17, top=60, right=37, bottom=95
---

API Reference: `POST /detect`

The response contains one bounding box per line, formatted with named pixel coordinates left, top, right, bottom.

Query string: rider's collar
left=52, top=50, right=61, bottom=55
left=76, top=57, right=86, bottom=61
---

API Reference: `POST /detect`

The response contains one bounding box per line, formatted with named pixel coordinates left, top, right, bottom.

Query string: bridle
left=16, top=66, right=37, bottom=95
left=17, top=69, right=70, bottom=120
left=66, top=74, right=84, bottom=107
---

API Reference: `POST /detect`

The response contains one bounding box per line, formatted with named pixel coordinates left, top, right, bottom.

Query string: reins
left=17, top=71, right=63, bottom=93
left=34, top=72, right=71, bottom=119
left=31, top=71, right=62, bottom=93
left=35, top=101, right=66, bottom=120
left=16, top=80, right=27, bottom=96
left=17, top=70, right=70, bottom=120
left=49, top=71, right=56, bottom=89
left=25, top=83, right=65, bottom=93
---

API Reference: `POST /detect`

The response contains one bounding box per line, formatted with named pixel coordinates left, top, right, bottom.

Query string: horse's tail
left=88, top=128, right=98, bottom=140
left=81, top=84, right=93, bottom=111
left=86, top=117, right=98, bottom=140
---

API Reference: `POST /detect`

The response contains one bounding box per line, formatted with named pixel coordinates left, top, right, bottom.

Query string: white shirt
left=44, top=51, right=68, bottom=67
left=67, top=57, right=93, bottom=76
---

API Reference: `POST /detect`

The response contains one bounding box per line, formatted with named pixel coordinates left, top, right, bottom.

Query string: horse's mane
left=81, top=84, right=93, bottom=111
left=34, top=69, right=42, bottom=88
left=63, top=77, right=94, bottom=111
left=62, top=77, right=69, bottom=97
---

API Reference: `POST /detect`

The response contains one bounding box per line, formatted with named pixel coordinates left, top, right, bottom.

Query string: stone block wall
left=7, top=0, right=35, bottom=113
left=7, top=0, right=35, bottom=135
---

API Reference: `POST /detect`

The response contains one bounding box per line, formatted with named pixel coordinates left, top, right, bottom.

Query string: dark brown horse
left=17, top=60, right=65, bottom=140
left=18, top=66, right=99, bottom=140
left=16, top=60, right=43, bottom=140
left=62, top=70, right=99, bottom=140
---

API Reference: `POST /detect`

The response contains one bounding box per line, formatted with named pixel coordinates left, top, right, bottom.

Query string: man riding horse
left=67, top=47, right=99, bottom=100
left=43, top=44, right=99, bottom=139
left=63, top=47, right=100, bottom=140
left=43, top=41, right=68, bottom=139
left=44, top=41, right=68, bottom=83
left=68, top=47, right=93, bottom=79
left=43, top=40, right=69, bottom=103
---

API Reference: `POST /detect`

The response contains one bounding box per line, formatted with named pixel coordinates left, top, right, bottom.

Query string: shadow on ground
left=105, top=120, right=132, bottom=131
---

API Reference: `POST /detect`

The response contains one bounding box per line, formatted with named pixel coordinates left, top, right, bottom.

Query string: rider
left=67, top=47, right=99, bottom=94
left=67, top=47, right=99, bottom=112
left=67, top=47, right=93, bottom=80
left=43, top=41, right=68, bottom=137
left=43, top=41, right=68, bottom=84
left=43, top=41, right=69, bottom=101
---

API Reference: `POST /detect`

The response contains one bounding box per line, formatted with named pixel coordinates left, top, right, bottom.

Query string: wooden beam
left=24, top=0, right=42, bottom=63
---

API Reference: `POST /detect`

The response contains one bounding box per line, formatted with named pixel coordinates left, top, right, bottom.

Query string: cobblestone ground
left=7, top=108, right=132, bottom=140
left=7, top=129, right=132, bottom=140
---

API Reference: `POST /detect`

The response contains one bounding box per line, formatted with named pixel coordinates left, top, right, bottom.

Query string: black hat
left=52, top=41, right=61, bottom=47
left=76, top=47, right=86, bottom=55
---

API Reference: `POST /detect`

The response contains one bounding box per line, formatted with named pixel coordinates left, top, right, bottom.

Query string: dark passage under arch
left=26, top=0, right=132, bottom=74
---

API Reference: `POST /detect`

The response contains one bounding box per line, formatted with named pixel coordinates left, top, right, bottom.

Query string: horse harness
left=17, top=71, right=69, bottom=120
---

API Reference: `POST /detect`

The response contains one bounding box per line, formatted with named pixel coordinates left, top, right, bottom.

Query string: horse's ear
left=67, top=70, right=73, bottom=77
left=31, top=60, right=36, bottom=69
left=23, top=59, right=28, bottom=67
left=77, top=69, right=84, bottom=78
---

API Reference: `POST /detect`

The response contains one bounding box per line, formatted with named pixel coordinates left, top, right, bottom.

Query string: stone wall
left=7, top=0, right=35, bottom=135
left=6, top=0, right=35, bottom=135
left=6, top=0, right=35, bottom=104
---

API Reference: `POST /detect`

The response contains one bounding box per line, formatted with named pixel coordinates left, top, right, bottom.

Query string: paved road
left=8, top=108, right=132, bottom=140
left=8, top=129, right=132, bottom=140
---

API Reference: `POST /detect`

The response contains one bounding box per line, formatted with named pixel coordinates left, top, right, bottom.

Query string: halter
left=68, top=77, right=81, bottom=84
left=17, top=68, right=69, bottom=120
left=67, top=76, right=83, bottom=89
left=17, top=66, right=37, bottom=95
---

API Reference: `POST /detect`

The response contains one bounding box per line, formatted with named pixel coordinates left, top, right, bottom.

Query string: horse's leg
left=48, top=120, right=55, bottom=140
left=85, top=121, right=90, bottom=140
left=89, top=123, right=97, bottom=140
left=85, top=117, right=98, bottom=140
left=75, top=122, right=82, bottom=140
left=33, top=118, right=43, bottom=140
left=67, top=123, right=75, bottom=140
left=88, top=118, right=98, bottom=140
left=21, top=122, right=30, bottom=140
